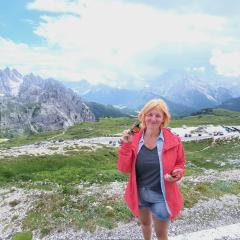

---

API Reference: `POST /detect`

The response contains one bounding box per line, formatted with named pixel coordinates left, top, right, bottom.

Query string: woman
left=117, top=99, right=185, bottom=240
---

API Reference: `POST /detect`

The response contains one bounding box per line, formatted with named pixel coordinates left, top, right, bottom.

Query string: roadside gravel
left=1, top=169, right=240, bottom=240
left=185, top=169, right=240, bottom=183
left=0, top=188, right=49, bottom=240
left=37, top=193, right=240, bottom=240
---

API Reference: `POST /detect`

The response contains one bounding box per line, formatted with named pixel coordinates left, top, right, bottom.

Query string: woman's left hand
left=164, top=173, right=179, bottom=182
left=164, top=169, right=183, bottom=182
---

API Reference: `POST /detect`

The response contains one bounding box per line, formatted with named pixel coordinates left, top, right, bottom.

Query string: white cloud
left=0, top=37, right=127, bottom=86
left=33, top=1, right=231, bottom=52
left=186, top=67, right=206, bottom=72
left=30, top=0, right=232, bottom=73
left=0, top=0, right=239, bottom=88
left=210, top=49, right=240, bottom=77
left=27, top=0, right=83, bottom=14
left=0, top=37, right=37, bottom=74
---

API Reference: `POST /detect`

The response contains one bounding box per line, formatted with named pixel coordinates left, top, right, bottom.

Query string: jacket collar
left=132, top=128, right=144, bottom=147
left=162, top=128, right=179, bottom=151
left=139, top=128, right=164, bottom=144
left=133, top=127, right=179, bottom=151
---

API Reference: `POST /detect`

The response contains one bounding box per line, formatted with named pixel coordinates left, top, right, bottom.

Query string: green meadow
left=1, top=137, right=240, bottom=236
left=1, top=108, right=240, bottom=237
left=1, top=138, right=240, bottom=188
left=1, top=108, right=240, bottom=149
left=169, top=108, right=240, bottom=127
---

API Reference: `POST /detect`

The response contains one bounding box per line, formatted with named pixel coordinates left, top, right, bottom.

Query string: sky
left=0, top=0, right=240, bottom=89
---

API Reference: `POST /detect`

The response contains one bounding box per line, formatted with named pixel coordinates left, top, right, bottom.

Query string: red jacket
left=117, top=127, right=185, bottom=220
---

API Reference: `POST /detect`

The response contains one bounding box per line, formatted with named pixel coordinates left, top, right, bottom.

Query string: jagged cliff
left=0, top=68, right=95, bottom=136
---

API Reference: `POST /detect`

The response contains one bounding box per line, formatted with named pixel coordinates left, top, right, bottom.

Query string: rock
left=0, top=68, right=95, bottom=135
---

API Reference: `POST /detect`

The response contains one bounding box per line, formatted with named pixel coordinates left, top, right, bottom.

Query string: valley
left=1, top=0, right=240, bottom=239
left=1, top=68, right=240, bottom=239
left=0, top=118, right=240, bottom=240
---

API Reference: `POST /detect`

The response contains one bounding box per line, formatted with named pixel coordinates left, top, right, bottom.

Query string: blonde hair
left=138, top=99, right=171, bottom=128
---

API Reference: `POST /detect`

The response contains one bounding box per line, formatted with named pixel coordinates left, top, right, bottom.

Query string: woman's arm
left=173, top=141, right=186, bottom=176
left=117, top=142, right=134, bottom=174
left=165, top=141, right=186, bottom=182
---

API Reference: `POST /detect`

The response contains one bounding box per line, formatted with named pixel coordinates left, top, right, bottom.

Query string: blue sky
left=0, top=1, right=41, bottom=44
left=0, top=0, right=240, bottom=89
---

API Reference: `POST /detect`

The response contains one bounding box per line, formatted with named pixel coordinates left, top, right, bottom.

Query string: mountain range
left=1, top=67, right=240, bottom=136
left=0, top=68, right=95, bottom=136
left=64, top=68, right=240, bottom=114
left=218, top=97, right=240, bottom=112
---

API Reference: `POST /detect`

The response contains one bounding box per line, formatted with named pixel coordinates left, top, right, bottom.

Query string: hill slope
left=218, top=97, right=240, bottom=112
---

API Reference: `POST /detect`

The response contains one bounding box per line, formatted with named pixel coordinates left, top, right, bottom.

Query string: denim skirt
left=138, top=186, right=170, bottom=221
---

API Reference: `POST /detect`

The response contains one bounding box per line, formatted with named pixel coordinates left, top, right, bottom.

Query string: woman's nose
left=151, top=116, right=157, bottom=121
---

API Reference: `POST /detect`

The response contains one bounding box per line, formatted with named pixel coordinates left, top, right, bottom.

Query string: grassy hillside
left=0, top=117, right=134, bottom=148
left=1, top=138, right=239, bottom=187
left=1, top=108, right=240, bottom=149
left=85, top=101, right=131, bottom=118
left=218, top=97, right=240, bottom=112
left=1, top=137, right=240, bottom=235
left=1, top=108, right=240, bottom=237
left=169, top=108, right=240, bottom=127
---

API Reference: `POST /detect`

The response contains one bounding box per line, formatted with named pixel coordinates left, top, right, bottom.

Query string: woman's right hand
left=121, top=129, right=132, bottom=143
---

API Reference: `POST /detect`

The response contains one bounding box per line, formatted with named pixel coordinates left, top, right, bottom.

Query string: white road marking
left=170, top=223, right=240, bottom=240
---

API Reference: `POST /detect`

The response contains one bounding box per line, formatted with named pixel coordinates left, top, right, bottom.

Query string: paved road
left=170, top=223, right=240, bottom=240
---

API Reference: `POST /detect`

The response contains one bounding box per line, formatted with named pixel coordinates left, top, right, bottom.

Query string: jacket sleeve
left=117, top=142, right=134, bottom=174
left=173, top=140, right=186, bottom=178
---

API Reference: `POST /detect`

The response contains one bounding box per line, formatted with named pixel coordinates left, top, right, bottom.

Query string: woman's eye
left=146, top=113, right=161, bottom=118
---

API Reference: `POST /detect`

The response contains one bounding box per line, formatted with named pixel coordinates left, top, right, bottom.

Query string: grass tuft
left=12, top=231, right=32, bottom=240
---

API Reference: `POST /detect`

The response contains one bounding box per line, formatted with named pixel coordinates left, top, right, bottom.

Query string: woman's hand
left=164, top=173, right=178, bottom=182
left=164, top=169, right=183, bottom=182
left=121, top=129, right=132, bottom=143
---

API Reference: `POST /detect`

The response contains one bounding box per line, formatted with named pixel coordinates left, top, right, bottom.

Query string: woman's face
left=144, top=108, right=164, bottom=129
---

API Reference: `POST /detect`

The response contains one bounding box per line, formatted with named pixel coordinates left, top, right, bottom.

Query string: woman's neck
left=145, top=128, right=161, bottom=138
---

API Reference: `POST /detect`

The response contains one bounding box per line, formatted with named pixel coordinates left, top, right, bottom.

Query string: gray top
left=136, top=144, right=162, bottom=193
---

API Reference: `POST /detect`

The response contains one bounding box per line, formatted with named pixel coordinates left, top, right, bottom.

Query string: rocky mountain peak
left=0, top=68, right=23, bottom=96
left=0, top=68, right=95, bottom=136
